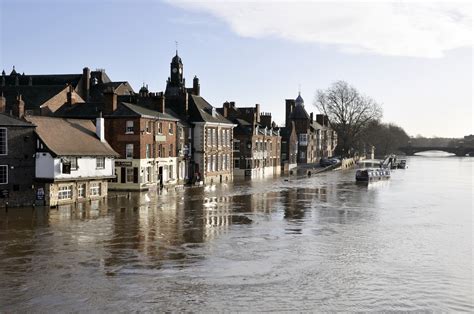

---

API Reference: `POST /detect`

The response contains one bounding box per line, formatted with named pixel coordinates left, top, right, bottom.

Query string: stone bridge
left=399, top=146, right=474, bottom=156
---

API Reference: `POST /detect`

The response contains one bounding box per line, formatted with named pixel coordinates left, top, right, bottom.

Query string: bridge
left=399, top=146, right=474, bottom=156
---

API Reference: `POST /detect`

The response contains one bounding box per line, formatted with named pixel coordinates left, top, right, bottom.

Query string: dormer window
left=211, top=108, right=217, bottom=117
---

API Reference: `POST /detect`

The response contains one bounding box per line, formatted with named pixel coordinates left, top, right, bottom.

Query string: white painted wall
left=36, top=153, right=114, bottom=179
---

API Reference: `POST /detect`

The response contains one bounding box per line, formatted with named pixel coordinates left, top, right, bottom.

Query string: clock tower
left=165, top=50, right=185, bottom=96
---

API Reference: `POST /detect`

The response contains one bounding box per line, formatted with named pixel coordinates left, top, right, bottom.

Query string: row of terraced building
left=0, top=52, right=336, bottom=207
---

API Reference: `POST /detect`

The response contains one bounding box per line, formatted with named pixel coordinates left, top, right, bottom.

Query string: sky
left=0, top=0, right=472, bottom=137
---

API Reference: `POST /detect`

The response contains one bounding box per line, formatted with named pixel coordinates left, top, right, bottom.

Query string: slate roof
left=109, top=102, right=178, bottom=121
left=188, top=95, right=233, bottom=125
left=0, top=85, right=68, bottom=111
left=290, top=104, right=310, bottom=120
left=53, top=102, right=104, bottom=119
left=25, top=116, right=118, bottom=157
left=0, top=113, right=35, bottom=127
left=1, top=74, right=82, bottom=87
left=89, top=81, right=134, bottom=102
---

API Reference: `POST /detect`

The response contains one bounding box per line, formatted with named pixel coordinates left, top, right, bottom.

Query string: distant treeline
left=360, top=121, right=410, bottom=157
left=408, top=136, right=463, bottom=148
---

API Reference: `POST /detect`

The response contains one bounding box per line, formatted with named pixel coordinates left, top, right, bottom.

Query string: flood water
left=1, top=154, right=472, bottom=311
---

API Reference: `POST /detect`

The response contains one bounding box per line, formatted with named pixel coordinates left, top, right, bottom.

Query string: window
left=90, top=182, right=101, bottom=196
left=158, top=144, right=163, bottom=157
left=212, top=155, right=216, bottom=171
left=70, top=157, right=78, bottom=170
left=146, top=121, right=152, bottom=133
left=0, top=165, right=7, bottom=184
left=218, top=155, right=223, bottom=171
left=126, top=121, right=134, bottom=134
left=96, top=157, right=105, bottom=169
left=147, top=167, right=152, bottom=182
left=157, top=122, right=163, bottom=134
left=212, top=129, right=216, bottom=146
left=0, top=128, right=7, bottom=155
left=299, top=134, right=308, bottom=145
left=233, top=140, right=240, bottom=151
left=126, top=144, right=134, bottom=159
left=169, top=123, right=173, bottom=134
left=58, top=185, right=72, bottom=200
left=78, top=184, right=85, bottom=198
left=207, top=128, right=212, bottom=146
left=234, top=159, right=240, bottom=169
left=169, top=165, right=173, bottom=179
left=146, top=144, right=151, bottom=158
left=126, top=168, right=134, bottom=183
left=219, top=129, right=223, bottom=146
left=169, top=144, right=173, bottom=157
left=207, top=156, right=211, bottom=172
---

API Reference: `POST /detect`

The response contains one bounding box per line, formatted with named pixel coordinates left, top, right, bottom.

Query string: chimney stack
left=222, top=101, right=231, bottom=118
left=96, top=112, right=105, bottom=142
left=0, top=93, right=6, bottom=113
left=82, top=67, right=90, bottom=101
left=316, top=114, right=324, bottom=126
left=285, top=99, right=295, bottom=127
left=13, top=94, right=25, bottom=118
left=255, top=104, right=261, bottom=123
left=66, top=85, right=76, bottom=105
left=193, top=76, right=200, bottom=96
left=103, top=87, right=117, bottom=115
left=157, top=93, right=166, bottom=113
left=310, top=112, right=313, bottom=122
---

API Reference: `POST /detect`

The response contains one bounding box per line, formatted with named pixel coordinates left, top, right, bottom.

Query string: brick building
left=164, top=51, right=235, bottom=185
left=218, top=102, right=281, bottom=178
left=0, top=112, right=36, bottom=207
left=104, top=92, right=181, bottom=190
left=1, top=66, right=133, bottom=116
left=284, top=92, right=336, bottom=164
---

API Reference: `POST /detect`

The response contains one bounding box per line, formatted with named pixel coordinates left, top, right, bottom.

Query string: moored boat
left=397, top=159, right=407, bottom=169
left=356, top=168, right=391, bottom=183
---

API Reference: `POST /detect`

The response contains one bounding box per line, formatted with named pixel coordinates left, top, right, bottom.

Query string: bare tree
left=314, top=81, right=383, bottom=156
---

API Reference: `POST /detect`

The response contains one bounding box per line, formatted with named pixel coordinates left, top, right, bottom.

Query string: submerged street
left=0, top=155, right=472, bottom=311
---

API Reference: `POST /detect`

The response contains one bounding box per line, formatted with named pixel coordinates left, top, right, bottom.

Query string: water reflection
left=1, top=156, right=473, bottom=312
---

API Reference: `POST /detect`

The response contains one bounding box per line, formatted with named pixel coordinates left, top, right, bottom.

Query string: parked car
left=320, top=157, right=340, bottom=167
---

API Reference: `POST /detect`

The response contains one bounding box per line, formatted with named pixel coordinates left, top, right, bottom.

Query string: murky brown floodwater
left=0, top=154, right=472, bottom=311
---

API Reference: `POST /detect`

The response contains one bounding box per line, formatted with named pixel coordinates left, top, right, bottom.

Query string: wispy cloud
left=166, top=0, right=472, bottom=58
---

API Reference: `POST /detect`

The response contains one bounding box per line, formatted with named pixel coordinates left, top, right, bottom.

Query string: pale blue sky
left=1, top=0, right=472, bottom=137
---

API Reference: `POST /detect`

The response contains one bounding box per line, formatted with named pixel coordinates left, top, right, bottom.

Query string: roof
left=0, top=85, right=68, bottom=111
left=89, top=81, right=134, bottom=102
left=172, top=52, right=182, bottom=64
left=290, top=104, right=310, bottom=120
left=295, top=92, right=304, bottom=106
left=1, top=73, right=82, bottom=87
left=0, top=113, right=35, bottom=127
left=188, top=95, right=233, bottom=125
left=53, top=102, right=104, bottom=119
left=25, top=116, right=119, bottom=157
left=110, top=102, right=178, bottom=121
